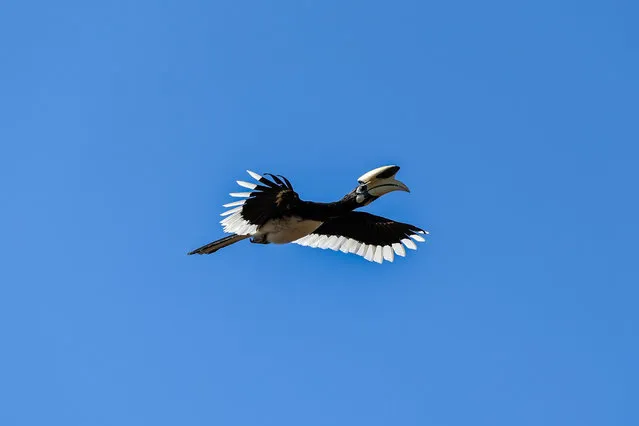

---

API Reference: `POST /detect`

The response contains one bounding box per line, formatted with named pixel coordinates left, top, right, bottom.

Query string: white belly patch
left=258, top=217, right=323, bottom=244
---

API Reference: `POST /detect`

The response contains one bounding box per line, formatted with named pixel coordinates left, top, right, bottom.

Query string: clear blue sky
left=1, top=1, right=638, bottom=425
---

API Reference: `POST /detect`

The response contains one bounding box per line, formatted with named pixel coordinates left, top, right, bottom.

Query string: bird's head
left=347, top=165, right=410, bottom=206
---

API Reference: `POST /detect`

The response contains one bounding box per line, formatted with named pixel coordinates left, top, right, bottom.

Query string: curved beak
left=368, top=178, right=410, bottom=196
left=357, top=165, right=411, bottom=197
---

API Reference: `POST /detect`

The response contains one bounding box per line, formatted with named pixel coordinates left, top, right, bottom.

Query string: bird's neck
left=295, top=197, right=360, bottom=221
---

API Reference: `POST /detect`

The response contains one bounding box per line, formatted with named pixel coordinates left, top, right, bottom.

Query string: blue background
left=2, top=1, right=638, bottom=425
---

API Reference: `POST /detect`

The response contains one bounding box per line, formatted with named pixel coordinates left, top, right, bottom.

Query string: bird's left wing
left=293, top=211, right=428, bottom=264
left=220, top=170, right=298, bottom=235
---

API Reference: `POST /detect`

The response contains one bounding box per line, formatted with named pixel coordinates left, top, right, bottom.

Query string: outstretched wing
left=293, top=211, right=428, bottom=264
left=220, top=170, right=298, bottom=235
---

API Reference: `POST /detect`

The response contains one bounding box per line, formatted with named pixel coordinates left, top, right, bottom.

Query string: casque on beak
left=357, top=165, right=410, bottom=197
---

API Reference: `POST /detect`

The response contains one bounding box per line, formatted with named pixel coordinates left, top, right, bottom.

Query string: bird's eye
left=357, top=184, right=367, bottom=194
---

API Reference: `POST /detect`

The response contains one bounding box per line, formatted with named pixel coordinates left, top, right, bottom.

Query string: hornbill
left=188, top=165, right=428, bottom=263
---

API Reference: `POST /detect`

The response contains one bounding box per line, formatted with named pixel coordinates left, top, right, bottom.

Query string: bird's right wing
left=293, top=211, right=428, bottom=264
left=220, top=170, right=298, bottom=235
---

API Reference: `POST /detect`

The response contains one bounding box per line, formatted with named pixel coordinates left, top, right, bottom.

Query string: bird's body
left=189, top=165, right=428, bottom=263
left=255, top=216, right=323, bottom=244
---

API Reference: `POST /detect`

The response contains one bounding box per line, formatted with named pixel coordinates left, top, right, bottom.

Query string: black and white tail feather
left=188, top=168, right=428, bottom=264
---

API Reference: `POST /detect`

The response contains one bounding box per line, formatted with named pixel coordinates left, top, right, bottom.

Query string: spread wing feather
left=220, top=170, right=298, bottom=234
left=294, top=211, right=427, bottom=264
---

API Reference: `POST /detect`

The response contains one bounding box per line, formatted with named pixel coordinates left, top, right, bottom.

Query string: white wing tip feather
left=229, top=192, right=252, bottom=198
left=392, top=243, right=406, bottom=257
left=373, top=246, right=383, bottom=264
left=222, top=200, right=245, bottom=208
left=383, top=246, right=394, bottom=262
left=236, top=180, right=257, bottom=190
left=364, top=245, right=375, bottom=262
left=220, top=206, right=242, bottom=216
left=402, top=238, right=417, bottom=250
left=247, top=170, right=262, bottom=181
left=293, top=229, right=428, bottom=263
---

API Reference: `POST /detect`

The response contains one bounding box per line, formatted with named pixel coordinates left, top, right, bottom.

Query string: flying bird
left=188, top=165, right=428, bottom=263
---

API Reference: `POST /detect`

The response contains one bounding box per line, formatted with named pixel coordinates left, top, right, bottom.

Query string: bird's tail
left=187, top=234, right=250, bottom=255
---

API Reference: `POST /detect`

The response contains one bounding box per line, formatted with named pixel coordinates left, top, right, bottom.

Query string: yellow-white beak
left=357, top=165, right=410, bottom=197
